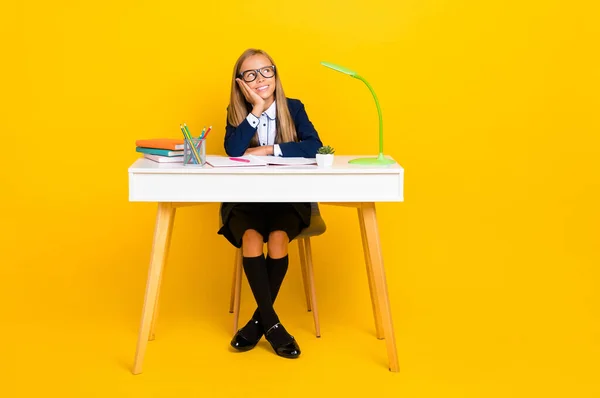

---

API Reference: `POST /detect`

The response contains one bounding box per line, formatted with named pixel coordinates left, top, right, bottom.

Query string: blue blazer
left=224, top=98, right=323, bottom=158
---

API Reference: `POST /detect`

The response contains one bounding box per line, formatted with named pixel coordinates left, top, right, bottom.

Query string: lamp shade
left=320, top=62, right=357, bottom=77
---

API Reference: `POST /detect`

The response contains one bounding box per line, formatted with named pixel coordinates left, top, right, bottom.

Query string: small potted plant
left=316, top=145, right=335, bottom=167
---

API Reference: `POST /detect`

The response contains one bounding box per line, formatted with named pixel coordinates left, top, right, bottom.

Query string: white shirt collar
left=264, top=100, right=276, bottom=120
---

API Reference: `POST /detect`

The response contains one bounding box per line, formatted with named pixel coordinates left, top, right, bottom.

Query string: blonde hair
left=227, top=49, right=297, bottom=147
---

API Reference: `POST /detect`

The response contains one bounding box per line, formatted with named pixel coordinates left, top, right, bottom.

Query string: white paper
left=206, top=155, right=317, bottom=167
left=205, top=156, right=267, bottom=167
left=248, top=155, right=317, bottom=165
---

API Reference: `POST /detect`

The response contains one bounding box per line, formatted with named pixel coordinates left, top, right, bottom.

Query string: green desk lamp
left=321, top=61, right=396, bottom=165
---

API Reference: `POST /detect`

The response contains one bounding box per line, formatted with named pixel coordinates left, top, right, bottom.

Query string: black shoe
left=230, top=319, right=263, bottom=352
left=265, top=323, right=301, bottom=359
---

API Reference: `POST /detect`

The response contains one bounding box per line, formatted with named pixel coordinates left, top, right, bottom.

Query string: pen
left=230, top=157, right=250, bottom=163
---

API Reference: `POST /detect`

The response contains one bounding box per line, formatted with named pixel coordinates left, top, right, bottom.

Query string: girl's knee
left=242, top=229, right=263, bottom=257
left=243, top=229, right=262, bottom=241
left=268, top=230, right=288, bottom=244
left=268, top=231, right=289, bottom=258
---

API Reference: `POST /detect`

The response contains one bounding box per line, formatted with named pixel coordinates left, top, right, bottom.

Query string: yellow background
left=1, top=0, right=599, bottom=396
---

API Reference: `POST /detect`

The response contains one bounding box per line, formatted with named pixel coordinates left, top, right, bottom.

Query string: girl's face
left=238, top=54, right=277, bottom=103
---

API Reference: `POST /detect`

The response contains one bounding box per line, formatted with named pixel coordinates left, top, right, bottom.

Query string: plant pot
left=316, top=154, right=334, bottom=167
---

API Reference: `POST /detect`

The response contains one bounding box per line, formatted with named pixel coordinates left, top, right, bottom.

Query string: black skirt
left=218, top=202, right=310, bottom=248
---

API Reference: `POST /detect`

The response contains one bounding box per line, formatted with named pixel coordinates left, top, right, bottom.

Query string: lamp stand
left=348, top=153, right=396, bottom=165
left=348, top=75, right=396, bottom=166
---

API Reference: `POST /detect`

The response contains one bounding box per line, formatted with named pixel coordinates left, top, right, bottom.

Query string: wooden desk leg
left=132, top=202, right=175, bottom=375
left=359, top=202, right=400, bottom=372
left=357, top=207, right=385, bottom=340
left=149, top=205, right=176, bottom=341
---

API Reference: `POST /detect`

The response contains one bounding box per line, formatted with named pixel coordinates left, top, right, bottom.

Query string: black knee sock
left=242, top=255, right=280, bottom=330
left=252, top=255, right=289, bottom=324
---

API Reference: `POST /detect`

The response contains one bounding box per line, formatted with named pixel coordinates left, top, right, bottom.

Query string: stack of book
left=136, top=139, right=184, bottom=163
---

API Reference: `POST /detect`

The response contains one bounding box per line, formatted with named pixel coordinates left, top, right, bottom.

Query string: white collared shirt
left=245, top=101, right=282, bottom=156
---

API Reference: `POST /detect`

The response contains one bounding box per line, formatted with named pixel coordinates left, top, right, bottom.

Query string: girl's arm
left=224, top=117, right=257, bottom=157
left=224, top=79, right=267, bottom=157
left=278, top=101, right=323, bottom=158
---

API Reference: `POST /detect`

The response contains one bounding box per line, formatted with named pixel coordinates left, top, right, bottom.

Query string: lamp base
left=348, top=153, right=396, bottom=165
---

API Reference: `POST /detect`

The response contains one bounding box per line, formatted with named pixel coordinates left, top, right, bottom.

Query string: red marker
left=230, top=157, right=250, bottom=163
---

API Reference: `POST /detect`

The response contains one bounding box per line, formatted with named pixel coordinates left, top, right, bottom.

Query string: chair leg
left=229, top=257, right=237, bottom=314
left=232, top=248, right=243, bottom=335
left=303, top=238, right=321, bottom=338
left=297, top=239, right=312, bottom=312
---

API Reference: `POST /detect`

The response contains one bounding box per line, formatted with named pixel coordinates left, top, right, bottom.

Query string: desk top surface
left=129, top=155, right=404, bottom=175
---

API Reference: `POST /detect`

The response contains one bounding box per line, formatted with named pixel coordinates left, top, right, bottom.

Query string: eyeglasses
left=238, top=65, right=276, bottom=83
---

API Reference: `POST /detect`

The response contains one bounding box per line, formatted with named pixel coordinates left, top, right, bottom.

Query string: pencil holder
left=183, top=138, right=207, bottom=166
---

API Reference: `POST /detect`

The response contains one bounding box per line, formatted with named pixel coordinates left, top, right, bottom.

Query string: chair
left=224, top=202, right=326, bottom=337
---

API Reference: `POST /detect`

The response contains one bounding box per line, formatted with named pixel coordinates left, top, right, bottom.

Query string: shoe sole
left=230, top=340, right=259, bottom=352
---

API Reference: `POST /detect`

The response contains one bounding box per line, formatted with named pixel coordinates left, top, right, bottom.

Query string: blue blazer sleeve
left=278, top=99, right=323, bottom=158
left=224, top=116, right=257, bottom=157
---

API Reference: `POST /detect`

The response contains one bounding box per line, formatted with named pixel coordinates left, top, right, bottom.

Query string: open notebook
left=206, top=155, right=317, bottom=167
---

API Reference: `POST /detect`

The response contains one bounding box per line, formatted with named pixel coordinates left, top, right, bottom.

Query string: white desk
left=128, top=155, right=404, bottom=374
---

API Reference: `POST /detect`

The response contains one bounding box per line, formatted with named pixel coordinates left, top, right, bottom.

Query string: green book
left=136, top=147, right=184, bottom=157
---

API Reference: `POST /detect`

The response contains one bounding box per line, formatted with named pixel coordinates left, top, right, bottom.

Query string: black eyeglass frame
left=238, top=65, right=276, bottom=82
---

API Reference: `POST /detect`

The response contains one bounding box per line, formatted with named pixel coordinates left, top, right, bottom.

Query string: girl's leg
left=232, top=228, right=276, bottom=351
left=239, top=229, right=280, bottom=331
left=261, top=230, right=300, bottom=358
left=241, top=229, right=263, bottom=257
left=250, top=231, right=290, bottom=324
left=266, top=230, right=289, bottom=259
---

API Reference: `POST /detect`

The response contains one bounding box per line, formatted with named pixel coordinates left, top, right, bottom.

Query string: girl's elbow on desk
left=225, top=145, right=246, bottom=157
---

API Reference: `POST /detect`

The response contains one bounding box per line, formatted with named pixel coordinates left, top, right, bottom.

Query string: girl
left=218, top=48, right=323, bottom=359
